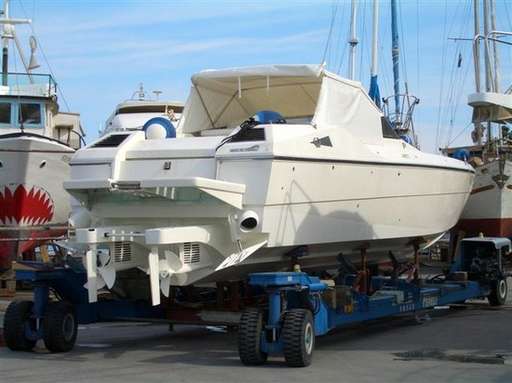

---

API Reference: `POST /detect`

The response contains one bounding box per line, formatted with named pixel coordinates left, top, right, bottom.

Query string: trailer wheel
left=282, top=309, right=314, bottom=367
left=42, top=301, right=77, bottom=353
left=238, top=309, right=268, bottom=365
left=488, top=278, right=508, bottom=306
left=3, top=300, right=37, bottom=351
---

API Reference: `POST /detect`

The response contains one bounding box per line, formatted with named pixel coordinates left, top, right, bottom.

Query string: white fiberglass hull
left=67, top=132, right=473, bottom=305
left=0, top=133, right=74, bottom=269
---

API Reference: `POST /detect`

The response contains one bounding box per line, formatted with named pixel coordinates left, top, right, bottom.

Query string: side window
left=0, top=102, right=11, bottom=124
left=19, top=103, right=42, bottom=126
left=381, top=116, right=400, bottom=139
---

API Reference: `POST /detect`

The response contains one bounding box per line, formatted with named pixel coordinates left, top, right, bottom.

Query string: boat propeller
left=84, top=249, right=116, bottom=291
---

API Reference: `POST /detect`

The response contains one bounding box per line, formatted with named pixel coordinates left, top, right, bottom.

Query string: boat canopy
left=178, top=64, right=383, bottom=144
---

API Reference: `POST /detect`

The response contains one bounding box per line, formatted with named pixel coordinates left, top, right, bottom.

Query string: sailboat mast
left=473, top=0, right=481, bottom=93
left=391, top=0, right=400, bottom=123
left=1, top=0, right=9, bottom=86
left=482, top=0, right=493, bottom=143
left=369, top=0, right=381, bottom=108
left=371, top=0, right=379, bottom=79
left=483, top=0, right=492, bottom=92
left=348, top=0, right=358, bottom=80
left=490, top=0, right=500, bottom=92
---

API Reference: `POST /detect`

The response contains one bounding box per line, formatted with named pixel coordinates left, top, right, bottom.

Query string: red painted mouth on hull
left=0, top=185, right=54, bottom=225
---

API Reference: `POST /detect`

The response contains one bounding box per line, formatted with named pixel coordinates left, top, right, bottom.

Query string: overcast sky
left=7, top=0, right=512, bottom=152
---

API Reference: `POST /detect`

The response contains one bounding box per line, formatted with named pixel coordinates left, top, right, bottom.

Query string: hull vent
left=113, top=242, right=132, bottom=262
left=182, top=242, right=201, bottom=264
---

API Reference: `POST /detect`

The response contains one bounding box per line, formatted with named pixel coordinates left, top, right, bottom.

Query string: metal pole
left=483, top=0, right=492, bottom=92
left=371, top=0, right=379, bottom=77
left=490, top=0, right=500, bottom=92
left=391, top=0, right=400, bottom=123
left=1, top=0, right=9, bottom=86
left=348, top=0, right=358, bottom=80
left=473, top=0, right=481, bottom=93
left=483, top=0, right=493, bottom=143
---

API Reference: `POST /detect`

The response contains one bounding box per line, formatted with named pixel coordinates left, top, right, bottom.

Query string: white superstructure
left=101, top=84, right=183, bottom=136
left=66, top=64, right=474, bottom=305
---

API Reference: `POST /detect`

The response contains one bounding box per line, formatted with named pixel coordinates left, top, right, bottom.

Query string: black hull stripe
left=270, top=156, right=474, bottom=174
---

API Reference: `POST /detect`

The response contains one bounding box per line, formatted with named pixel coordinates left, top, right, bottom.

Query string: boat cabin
left=0, top=72, right=82, bottom=149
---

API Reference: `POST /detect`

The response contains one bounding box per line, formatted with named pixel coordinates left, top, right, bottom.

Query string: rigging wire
left=446, top=122, right=473, bottom=146
left=18, top=0, right=71, bottom=112
left=397, top=0, right=408, bottom=87
left=332, top=2, right=347, bottom=74
left=336, top=2, right=352, bottom=75
left=435, top=0, right=450, bottom=151
left=445, top=2, right=473, bottom=146
left=358, top=0, right=367, bottom=82
left=416, top=0, right=420, bottom=91
left=441, top=0, right=471, bottom=147
left=321, top=0, right=339, bottom=65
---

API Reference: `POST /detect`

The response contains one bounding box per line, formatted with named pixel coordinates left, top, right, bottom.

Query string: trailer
left=2, top=236, right=510, bottom=366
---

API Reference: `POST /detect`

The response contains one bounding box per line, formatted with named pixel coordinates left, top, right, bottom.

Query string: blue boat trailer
left=2, top=236, right=510, bottom=366
left=237, top=271, right=490, bottom=367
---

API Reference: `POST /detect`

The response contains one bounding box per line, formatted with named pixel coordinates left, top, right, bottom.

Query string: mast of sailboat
left=369, top=0, right=381, bottom=108
left=482, top=0, right=493, bottom=143
left=473, top=0, right=481, bottom=93
left=348, top=0, right=358, bottom=80
left=489, top=0, right=500, bottom=93
left=1, top=0, right=9, bottom=86
left=0, top=0, right=37, bottom=85
left=391, top=0, right=400, bottom=126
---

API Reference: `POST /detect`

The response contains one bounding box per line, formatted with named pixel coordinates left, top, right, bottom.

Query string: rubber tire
left=488, top=278, right=508, bottom=306
left=282, top=309, right=315, bottom=367
left=238, top=309, right=268, bottom=365
left=42, top=301, right=78, bottom=353
left=3, top=300, right=37, bottom=351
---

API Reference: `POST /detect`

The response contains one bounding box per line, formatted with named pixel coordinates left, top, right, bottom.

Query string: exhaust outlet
left=239, top=210, right=259, bottom=232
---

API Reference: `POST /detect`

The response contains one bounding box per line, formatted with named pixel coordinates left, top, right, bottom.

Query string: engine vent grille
left=113, top=242, right=132, bottom=263
left=182, top=242, right=201, bottom=264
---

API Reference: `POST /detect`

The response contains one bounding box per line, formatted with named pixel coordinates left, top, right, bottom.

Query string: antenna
left=152, top=90, right=162, bottom=100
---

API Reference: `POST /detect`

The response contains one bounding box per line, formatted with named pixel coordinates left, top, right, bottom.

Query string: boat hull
left=71, top=156, right=473, bottom=287
left=456, top=159, right=512, bottom=237
left=0, top=134, right=74, bottom=269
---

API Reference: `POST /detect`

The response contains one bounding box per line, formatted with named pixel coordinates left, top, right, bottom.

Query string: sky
left=6, top=0, right=512, bottom=153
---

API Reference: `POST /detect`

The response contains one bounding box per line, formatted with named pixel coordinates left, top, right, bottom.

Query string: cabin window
left=19, top=103, right=42, bottom=126
left=381, top=116, right=400, bottom=139
left=0, top=102, right=11, bottom=124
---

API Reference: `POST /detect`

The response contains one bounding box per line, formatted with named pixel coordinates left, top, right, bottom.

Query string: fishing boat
left=0, top=0, right=83, bottom=270
left=65, top=63, right=474, bottom=306
left=442, top=0, right=512, bottom=237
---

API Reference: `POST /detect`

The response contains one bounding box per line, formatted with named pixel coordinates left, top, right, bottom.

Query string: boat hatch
left=90, top=133, right=130, bottom=148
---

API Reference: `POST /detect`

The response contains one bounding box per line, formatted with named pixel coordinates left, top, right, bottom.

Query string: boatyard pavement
left=1, top=290, right=512, bottom=382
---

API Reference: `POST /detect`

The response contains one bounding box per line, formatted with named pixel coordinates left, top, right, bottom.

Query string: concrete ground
left=0, top=289, right=511, bottom=382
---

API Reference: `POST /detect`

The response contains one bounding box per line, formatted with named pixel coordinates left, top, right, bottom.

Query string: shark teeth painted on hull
left=0, top=184, right=54, bottom=226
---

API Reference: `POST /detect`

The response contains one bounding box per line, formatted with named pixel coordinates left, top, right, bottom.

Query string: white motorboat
left=0, top=0, right=82, bottom=270
left=65, top=64, right=474, bottom=305
left=100, top=83, right=183, bottom=136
